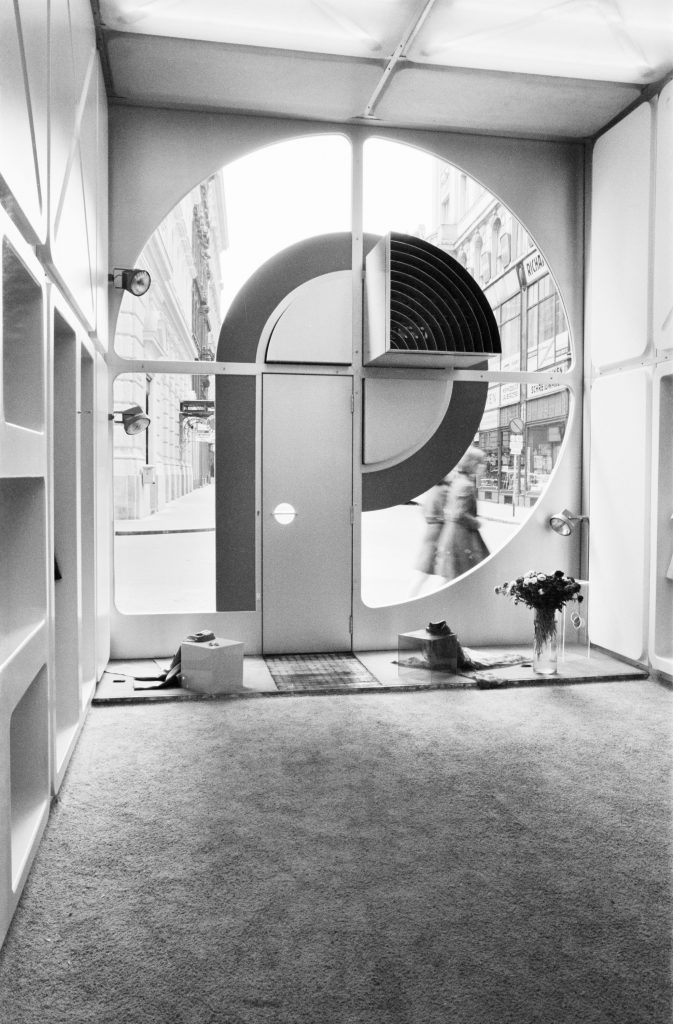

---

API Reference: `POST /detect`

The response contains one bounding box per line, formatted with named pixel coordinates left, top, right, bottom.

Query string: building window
left=526, top=275, right=569, bottom=370
left=481, top=251, right=491, bottom=283
left=472, top=235, right=482, bottom=279
left=499, top=231, right=511, bottom=269
left=459, top=174, right=468, bottom=215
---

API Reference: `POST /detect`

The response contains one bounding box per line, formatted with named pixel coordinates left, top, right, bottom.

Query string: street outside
left=114, top=483, right=525, bottom=613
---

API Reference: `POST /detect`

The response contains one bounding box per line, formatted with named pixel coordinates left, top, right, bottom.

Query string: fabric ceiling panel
left=374, top=65, right=643, bottom=139
left=106, top=34, right=382, bottom=121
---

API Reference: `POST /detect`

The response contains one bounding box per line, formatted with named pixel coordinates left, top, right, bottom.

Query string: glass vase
left=533, top=608, right=558, bottom=675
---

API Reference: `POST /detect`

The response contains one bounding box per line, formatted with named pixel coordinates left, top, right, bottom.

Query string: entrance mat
left=265, top=653, right=382, bottom=692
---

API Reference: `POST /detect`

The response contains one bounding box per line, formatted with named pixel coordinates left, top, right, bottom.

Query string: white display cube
left=180, top=638, right=244, bottom=694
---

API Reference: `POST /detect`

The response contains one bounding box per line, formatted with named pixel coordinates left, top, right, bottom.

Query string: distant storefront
left=477, top=248, right=570, bottom=508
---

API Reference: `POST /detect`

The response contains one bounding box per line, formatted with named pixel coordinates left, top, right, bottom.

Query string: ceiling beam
left=362, top=0, right=440, bottom=119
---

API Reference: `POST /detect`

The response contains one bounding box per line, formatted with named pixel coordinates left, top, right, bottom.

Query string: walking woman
left=408, top=477, right=451, bottom=597
left=435, top=447, right=490, bottom=582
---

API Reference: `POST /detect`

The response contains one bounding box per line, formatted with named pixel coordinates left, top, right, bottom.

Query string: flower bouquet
left=495, top=570, right=583, bottom=674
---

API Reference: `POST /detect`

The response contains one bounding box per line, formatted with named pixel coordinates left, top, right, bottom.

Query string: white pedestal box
left=180, top=638, right=244, bottom=694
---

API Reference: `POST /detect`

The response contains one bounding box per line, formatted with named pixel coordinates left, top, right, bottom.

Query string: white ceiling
left=95, top=0, right=673, bottom=139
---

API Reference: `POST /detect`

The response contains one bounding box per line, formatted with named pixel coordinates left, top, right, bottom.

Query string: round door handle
left=271, top=502, right=298, bottom=524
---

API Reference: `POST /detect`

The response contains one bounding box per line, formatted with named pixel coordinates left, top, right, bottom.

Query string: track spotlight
left=549, top=508, right=589, bottom=536
left=108, top=406, right=151, bottom=435
left=109, top=268, right=152, bottom=296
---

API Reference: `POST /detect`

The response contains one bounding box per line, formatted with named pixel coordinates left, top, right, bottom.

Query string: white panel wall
left=587, top=93, right=670, bottom=673
left=649, top=365, right=673, bottom=676
left=653, top=81, right=673, bottom=354
left=650, top=83, right=673, bottom=676
left=587, top=104, right=652, bottom=370
left=0, top=0, right=108, bottom=950
left=46, top=0, right=105, bottom=335
left=0, top=0, right=49, bottom=244
left=589, top=370, right=650, bottom=660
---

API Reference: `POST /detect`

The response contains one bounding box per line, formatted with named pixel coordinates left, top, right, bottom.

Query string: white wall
left=587, top=87, right=673, bottom=675
left=0, top=0, right=108, bottom=947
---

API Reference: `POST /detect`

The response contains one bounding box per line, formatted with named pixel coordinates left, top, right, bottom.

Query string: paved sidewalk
left=113, top=484, right=522, bottom=611
left=477, top=499, right=529, bottom=525
left=115, top=482, right=215, bottom=534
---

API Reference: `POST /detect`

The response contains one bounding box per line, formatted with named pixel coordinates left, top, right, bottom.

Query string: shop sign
left=500, top=382, right=521, bottom=406
left=520, top=248, right=547, bottom=287
left=179, top=399, right=214, bottom=418
left=498, top=353, right=521, bottom=406
left=527, top=362, right=566, bottom=399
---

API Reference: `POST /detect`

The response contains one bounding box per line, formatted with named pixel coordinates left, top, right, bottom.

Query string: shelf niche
left=2, top=238, right=44, bottom=432
left=53, top=310, right=81, bottom=763
left=79, top=345, right=96, bottom=702
left=10, top=665, right=49, bottom=889
left=0, top=477, right=47, bottom=667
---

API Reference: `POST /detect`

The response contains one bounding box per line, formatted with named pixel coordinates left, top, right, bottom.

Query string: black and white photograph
left=0, top=1, right=672, bottom=1021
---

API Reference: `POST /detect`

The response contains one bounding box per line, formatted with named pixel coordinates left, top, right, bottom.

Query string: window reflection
left=360, top=141, right=573, bottom=607
left=478, top=390, right=569, bottom=508
left=526, top=276, right=570, bottom=371
left=113, top=373, right=215, bottom=614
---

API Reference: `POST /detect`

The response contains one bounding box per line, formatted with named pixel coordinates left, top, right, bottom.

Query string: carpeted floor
left=0, top=680, right=671, bottom=1024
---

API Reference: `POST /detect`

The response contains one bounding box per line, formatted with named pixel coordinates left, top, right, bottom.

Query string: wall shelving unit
left=0, top=209, right=51, bottom=938
left=0, top=0, right=108, bottom=950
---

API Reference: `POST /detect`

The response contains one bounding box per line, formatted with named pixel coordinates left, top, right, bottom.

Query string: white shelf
left=0, top=422, right=46, bottom=479
left=0, top=622, right=46, bottom=680
left=0, top=621, right=47, bottom=703
left=0, top=479, right=47, bottom=670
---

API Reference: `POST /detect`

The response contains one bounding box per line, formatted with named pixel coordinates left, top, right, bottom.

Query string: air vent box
left=364, top=232, right=501, bottom=368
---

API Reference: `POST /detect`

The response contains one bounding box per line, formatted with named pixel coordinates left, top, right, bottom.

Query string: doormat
left=264, top=653, right=382, bottom=693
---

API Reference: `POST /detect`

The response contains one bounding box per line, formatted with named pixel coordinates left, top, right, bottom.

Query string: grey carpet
left=0, top=680, right=671, bottom=1024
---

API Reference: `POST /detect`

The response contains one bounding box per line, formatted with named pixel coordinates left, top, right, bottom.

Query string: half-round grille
left=364, top=231, right=501, bottom=367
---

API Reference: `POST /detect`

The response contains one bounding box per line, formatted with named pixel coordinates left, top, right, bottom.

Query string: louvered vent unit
left=364, top=232, right=501, bottom=368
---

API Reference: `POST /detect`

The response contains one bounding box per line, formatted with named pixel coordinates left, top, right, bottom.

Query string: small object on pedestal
left=533, top=609, right=558, bottom=675
left=397, top=627, right=458, bottom=684
left=181, top=637, right=244, bottom=694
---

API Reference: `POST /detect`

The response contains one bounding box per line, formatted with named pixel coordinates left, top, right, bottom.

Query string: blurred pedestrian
left=435, top=447, right=489, bottom=582
left=408, top=477, right=451, bottom=597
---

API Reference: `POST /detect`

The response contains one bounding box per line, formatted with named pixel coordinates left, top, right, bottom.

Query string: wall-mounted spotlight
left=109, top=268, right=152, bottom=296
left=108, top=406, right=150, bottom=435
left=549, top=508, right=589, bottom=536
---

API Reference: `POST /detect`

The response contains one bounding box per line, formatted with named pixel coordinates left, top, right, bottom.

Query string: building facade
left=427, top=164, right=571, bottom=508
left=113, top=176, right=227, bottom=519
